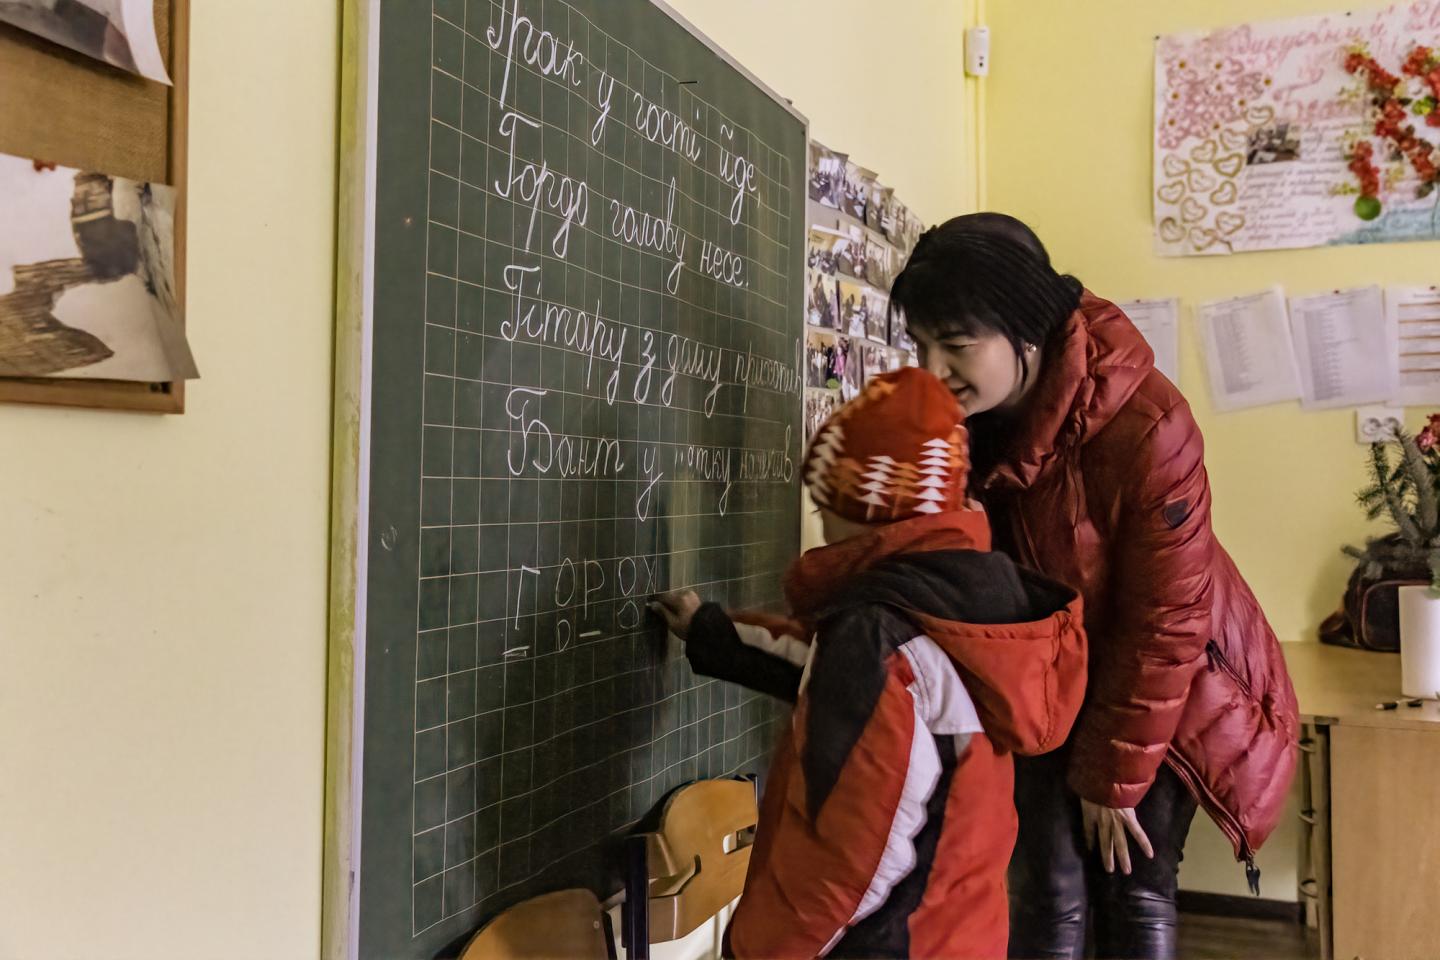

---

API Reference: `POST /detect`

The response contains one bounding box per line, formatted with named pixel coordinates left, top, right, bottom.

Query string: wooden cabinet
left=1331, top=724, right=1440, bottom=960
left=1285, top=644, right=1440, bottom=960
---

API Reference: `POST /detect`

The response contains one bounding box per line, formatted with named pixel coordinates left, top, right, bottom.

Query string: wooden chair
left=459, top=888, right=614, bottom=959
left=621, top=778, right=759, bottom=960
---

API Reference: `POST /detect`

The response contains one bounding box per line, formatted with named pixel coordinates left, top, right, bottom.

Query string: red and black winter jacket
left=684, top=512, right=1087, bottom=959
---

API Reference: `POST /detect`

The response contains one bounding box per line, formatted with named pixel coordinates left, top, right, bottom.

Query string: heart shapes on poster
left=1187, top=168, right=1217, bottom=192
left=1158, top=180, right=1186, bottom=204
left=1214, top=153, right=1244, bottom=177
left=1189, top=226, right=1221, bottom=251
left=1190, top=140, right=1219, bottom=163
left=1163, top=154, right=1191, bottom=178
left=1245, top=105, right=1276, bottom=127
left=1220, top=128, right=1250, bottom=152
left=1216, top=211, right=1246, bottom=235
left=1181, top=197, right=1207, bottom=223
left=1211, top=181, right=1239, bottom=205
left=1159, top=217, right=1187, bottom=243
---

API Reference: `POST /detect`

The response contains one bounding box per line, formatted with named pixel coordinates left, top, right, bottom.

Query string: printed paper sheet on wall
left=1155, top=2, right=1440, bottom=256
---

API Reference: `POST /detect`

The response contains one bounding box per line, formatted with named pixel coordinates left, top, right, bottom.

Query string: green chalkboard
left=343, top=1, right=806, bottom=956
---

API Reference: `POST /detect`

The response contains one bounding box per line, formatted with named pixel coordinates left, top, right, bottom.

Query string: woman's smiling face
left=912, top=326, right=1030, bottom=415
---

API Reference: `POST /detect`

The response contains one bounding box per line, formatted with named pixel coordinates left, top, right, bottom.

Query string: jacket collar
left=983, top=292, right=1153, bottom=493
left=783, top=511, right=991, bottom=619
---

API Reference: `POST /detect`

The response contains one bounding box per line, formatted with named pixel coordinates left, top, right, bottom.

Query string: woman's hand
left=1080, top=798, right=1154, bottom=875
left=649, top=590, right=702, bottom=640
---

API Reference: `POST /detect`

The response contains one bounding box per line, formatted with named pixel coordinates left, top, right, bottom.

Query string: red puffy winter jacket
left=976, top=293, right=1299, bottom=866
left=701, top=512, right=1087, bottom=958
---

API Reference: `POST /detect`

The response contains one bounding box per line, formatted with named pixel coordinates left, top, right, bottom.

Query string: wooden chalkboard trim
left=324, top=1, right=378, bottom=958
left=0, top=0, right=188, bottom=414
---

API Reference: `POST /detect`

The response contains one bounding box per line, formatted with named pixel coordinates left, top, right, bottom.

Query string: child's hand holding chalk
left=649, top=589, right=701, bottom=640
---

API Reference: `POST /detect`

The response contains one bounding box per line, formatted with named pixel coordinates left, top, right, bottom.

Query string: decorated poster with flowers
left=1155, top=2, right=1440, bottom=256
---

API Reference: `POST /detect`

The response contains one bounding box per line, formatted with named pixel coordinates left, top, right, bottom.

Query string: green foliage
left=1350, top=429, right=1440, bottom=592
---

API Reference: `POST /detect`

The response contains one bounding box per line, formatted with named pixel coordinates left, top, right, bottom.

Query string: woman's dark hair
left=888, top=213, right=1083, bottom=369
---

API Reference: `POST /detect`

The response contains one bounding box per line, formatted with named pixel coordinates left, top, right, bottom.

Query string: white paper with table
left=1287, top=286, right=1396, bottom=410
left=1388, top=286, right=1440, bottom=408
left=1196, top=288, right=1302, bottom=412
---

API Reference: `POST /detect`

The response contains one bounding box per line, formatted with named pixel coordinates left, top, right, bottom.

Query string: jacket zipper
left=1165, top=748, right=1260, bottom=893
left=1206, top=640, right=1255, bottom=702
left=1191, top=644, right=1263, bottom=891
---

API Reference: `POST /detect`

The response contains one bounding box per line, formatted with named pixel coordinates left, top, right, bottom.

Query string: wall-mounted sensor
left=965, top=26, right=990, bottom=76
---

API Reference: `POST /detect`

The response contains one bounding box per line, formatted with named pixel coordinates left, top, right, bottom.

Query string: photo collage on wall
left=805, top=141, right=924, bottom=441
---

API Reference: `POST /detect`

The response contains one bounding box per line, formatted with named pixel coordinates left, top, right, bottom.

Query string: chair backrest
left=638, top=778, right=759, bottom=944
left=459, top=888, right=613, bottom=960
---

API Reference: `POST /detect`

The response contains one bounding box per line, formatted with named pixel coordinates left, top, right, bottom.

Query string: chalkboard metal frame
left=325, top=3, right=807, bottom=958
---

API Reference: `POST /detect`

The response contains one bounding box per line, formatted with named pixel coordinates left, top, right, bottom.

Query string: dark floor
left=1177, top=913, right=1319, bottom=960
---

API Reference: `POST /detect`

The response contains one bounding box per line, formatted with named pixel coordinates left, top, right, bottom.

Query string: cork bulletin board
left=0, top=0, right=189, bottom=413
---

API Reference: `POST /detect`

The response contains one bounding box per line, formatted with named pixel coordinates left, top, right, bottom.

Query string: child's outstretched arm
left=650, top=590, right=808, bottom=703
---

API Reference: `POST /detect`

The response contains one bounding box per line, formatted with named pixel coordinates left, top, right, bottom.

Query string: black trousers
left=1007, top=749, right=1198, bottom=960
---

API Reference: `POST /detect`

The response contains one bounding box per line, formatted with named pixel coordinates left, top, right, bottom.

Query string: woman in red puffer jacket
left=887, top=213, right=1299, bottom=960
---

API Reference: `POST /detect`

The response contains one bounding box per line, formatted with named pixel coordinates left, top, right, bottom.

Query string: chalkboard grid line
left=427, top=2, right=797, bottom=299
left=430, top=11, right=794, bottom=197
left=425, top=256, right=795, bottom=352
left=424, top=96, right=793, bottom=231
left=422, top=153, right=792, bottom=320
left=418, top=364, right=798, bottom=428
left=409, top=682, right=780, bottom=889
left=424, top=212, right=791, bottom=318
left=439, top=0, right=471, bottom=926
left=412, top=4, right=440, bottom=939
left=434, top=4, right=795, bottom=217
left=422, top=159, right=793, bottom=305
left=406, top=0, right=797, bottom=937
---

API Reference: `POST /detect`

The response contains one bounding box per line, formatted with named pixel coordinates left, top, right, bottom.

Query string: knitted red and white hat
left=803, top=368, right=969, bottom=524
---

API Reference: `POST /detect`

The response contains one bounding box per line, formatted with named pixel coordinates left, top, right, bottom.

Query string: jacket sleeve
left=682, top=603, right=807, bottom=703
left=1067, top=402, right=1215, bottom=808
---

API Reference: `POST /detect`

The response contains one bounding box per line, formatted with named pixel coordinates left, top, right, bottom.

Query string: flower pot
left=1399, top=584, right=1440, bottom=699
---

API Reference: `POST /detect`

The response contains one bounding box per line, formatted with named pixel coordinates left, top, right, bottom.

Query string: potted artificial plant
left=1343, top=415, right=1440, bottom=697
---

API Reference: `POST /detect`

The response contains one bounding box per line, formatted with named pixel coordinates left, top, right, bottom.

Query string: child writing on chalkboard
left=650, top=368, right=1088, bottom=959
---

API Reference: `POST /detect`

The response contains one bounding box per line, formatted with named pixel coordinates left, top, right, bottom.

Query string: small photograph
left=838, top=279, right=868, bottom=338
left=840, top=161, right=870, bottom=221
left=833, top=225, right=867, bottom=280
left=806, top=331, right=840, bottom=391
left=902, top=209, right=925, bottom=255
left=0, top=0, right=171, bottom=83
left=1247, top=123, right=1302, bottom=165
left=862, top=343, right=889, bottom=383
left=0, top=152, right=197, bottom=381
left=867, top=182, right=890, bottom=232
left=882, top=195, right=907, bottom=245
left=807, top=227, right=841, bottom=275
left=804, top=388, right=839, bottom=443
left=864, top=237, right=892, bottom=289
left=806, top=267, right=839, bottom=329
left=836, top=335, right=863, bottom=400
left=890, top=305, right=917, bottom=355
left=808, top=142, right=846, bottom=208
left=865, top=289, right=889, bottom=342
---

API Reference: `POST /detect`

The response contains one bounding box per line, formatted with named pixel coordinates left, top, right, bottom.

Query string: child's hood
left=786, top=512, right=1087, bottom=756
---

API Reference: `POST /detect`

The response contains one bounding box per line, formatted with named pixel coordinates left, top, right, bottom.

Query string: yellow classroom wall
left=0, top=2, right=339, bottom=959
left=665, top=0, right=980, bottom=230
left=983, top=0, right=1440, bottom=900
